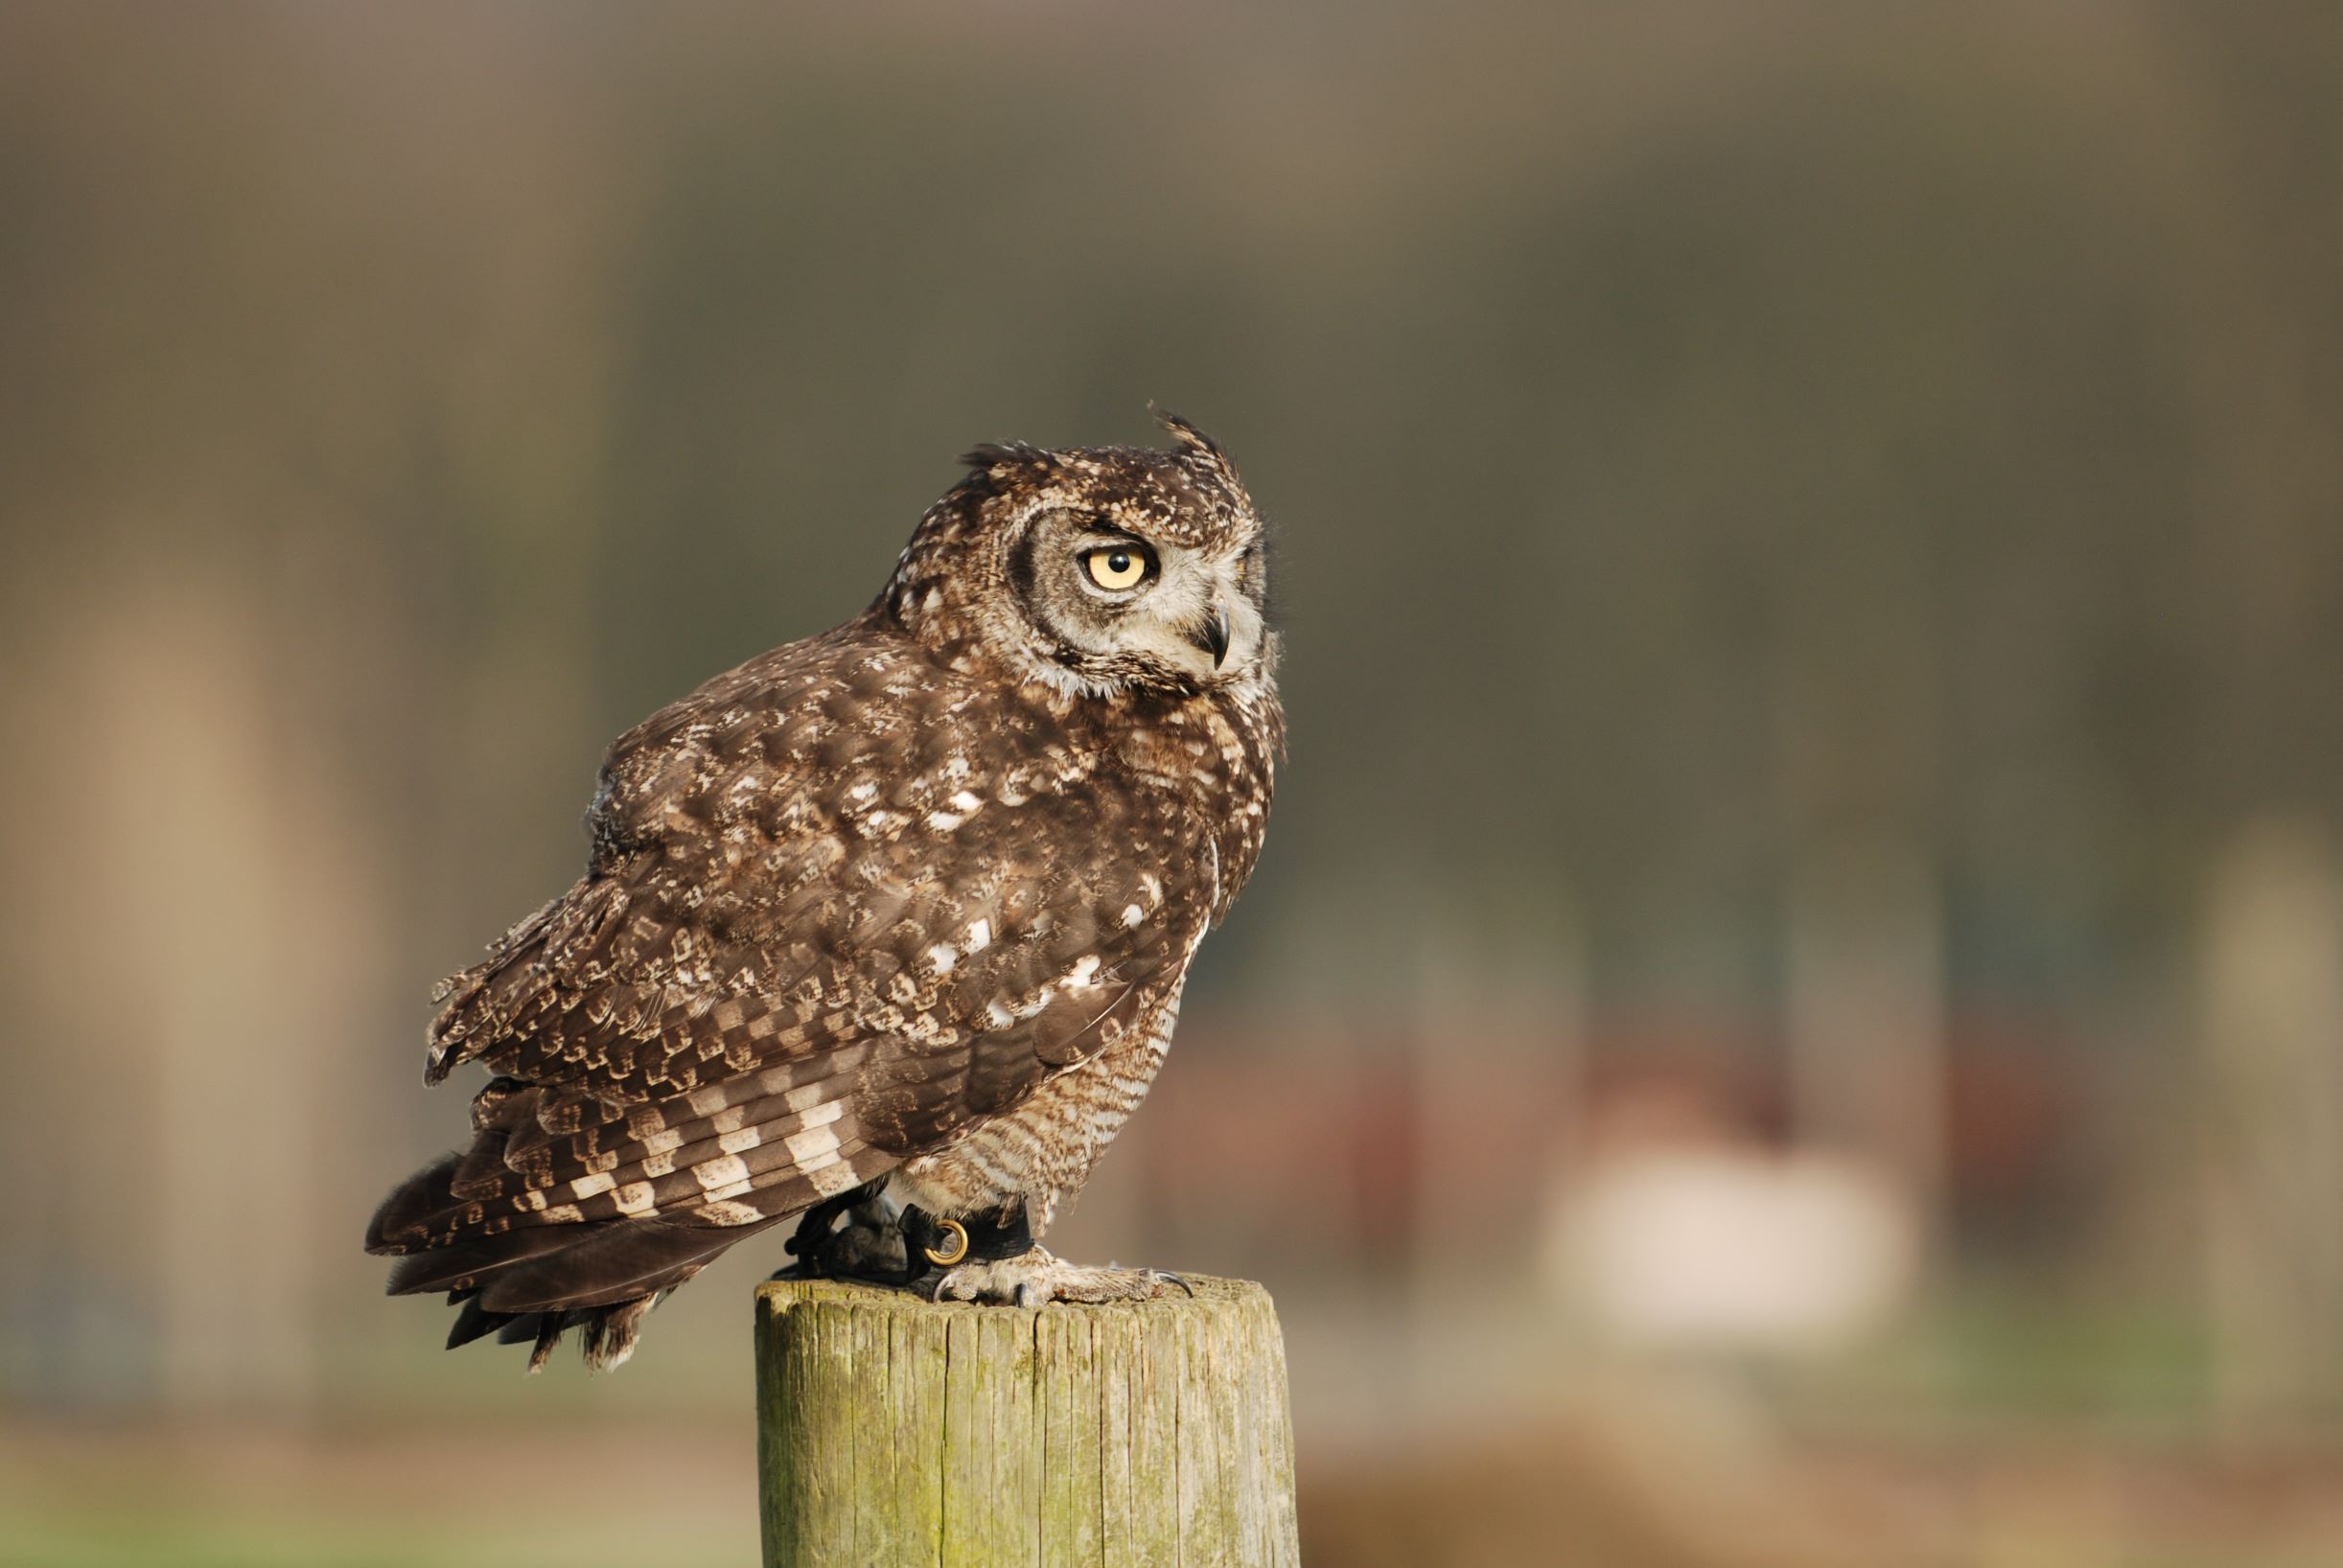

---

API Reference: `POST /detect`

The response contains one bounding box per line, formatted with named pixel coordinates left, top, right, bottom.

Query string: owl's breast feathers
left=374, top=613, right=1278, bottom=1268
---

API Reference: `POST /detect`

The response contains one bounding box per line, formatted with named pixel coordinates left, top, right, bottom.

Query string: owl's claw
left=773, top=1182, right=905, bottom=1281
left=932, top=1246, right=1173, bottom=1306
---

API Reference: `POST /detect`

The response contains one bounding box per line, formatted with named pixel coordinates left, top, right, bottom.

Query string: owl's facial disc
left=1012, top=509, right=1265, bottom=691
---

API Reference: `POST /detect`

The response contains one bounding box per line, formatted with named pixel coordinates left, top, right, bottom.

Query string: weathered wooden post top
left=755, top=1275, right=1301, bottom=1566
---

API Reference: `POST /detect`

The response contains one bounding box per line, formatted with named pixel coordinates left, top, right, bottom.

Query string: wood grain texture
left=755, top=1277, right=1300, bottom=1567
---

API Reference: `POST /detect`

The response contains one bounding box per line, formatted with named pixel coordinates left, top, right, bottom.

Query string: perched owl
left=365, top=411, right=1280, bottom=1370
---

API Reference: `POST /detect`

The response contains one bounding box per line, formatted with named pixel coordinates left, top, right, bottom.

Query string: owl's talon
left=933, top=1246, right=1172, bottom=1306
left=776, top=1184, right=905, bottom=1281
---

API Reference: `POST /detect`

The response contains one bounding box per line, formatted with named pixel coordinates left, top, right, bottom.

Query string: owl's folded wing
left=378, top=641, right=1208, bottom=1257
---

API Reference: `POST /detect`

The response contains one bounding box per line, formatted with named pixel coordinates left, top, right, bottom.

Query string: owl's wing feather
left=370, top=623, right=1208, bottom=1262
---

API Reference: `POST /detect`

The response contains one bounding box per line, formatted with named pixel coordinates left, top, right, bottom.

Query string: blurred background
left=5, top=3, right=2342, bottom=1564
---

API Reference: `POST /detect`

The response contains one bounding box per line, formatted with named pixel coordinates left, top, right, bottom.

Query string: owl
left=365, top=411, right=1281, bottom=1370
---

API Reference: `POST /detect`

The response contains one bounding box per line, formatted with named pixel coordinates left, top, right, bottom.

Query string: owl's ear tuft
left=1148, top=404, right=1238, bottom=484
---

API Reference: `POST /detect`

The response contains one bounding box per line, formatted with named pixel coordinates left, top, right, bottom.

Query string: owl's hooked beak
left=1192, top=601, right=1233, bottom=668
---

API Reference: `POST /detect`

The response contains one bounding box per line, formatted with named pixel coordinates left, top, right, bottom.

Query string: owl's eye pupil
left=1083, top=543, right=1151, bottom=591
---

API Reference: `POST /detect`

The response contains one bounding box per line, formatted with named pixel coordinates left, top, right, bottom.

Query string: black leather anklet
left=898, top=1202, right=1032, bottom=1287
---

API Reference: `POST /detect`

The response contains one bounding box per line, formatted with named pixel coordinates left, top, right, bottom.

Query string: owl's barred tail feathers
left=364, top=1152, right=785, bottom=1372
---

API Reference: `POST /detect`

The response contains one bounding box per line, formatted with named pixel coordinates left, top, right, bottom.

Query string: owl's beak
left=1193, top=602, right=1233, bottom=668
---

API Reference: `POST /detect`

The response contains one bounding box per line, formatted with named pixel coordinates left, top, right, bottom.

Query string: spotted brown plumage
left=365, top=412, right=1281, bottom=1369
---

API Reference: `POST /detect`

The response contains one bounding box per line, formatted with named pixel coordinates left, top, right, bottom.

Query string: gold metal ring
left=922, top=1218, right=970, bottom=1267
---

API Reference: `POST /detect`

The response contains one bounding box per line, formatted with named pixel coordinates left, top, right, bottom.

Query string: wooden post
left=755, top=1275, right=1301, bottom=1567
left=2198, top=819, right=2343, bottom=1437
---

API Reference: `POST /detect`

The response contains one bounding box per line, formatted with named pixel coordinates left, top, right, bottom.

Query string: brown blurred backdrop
left=4, top=4, right=2342, bottom=1564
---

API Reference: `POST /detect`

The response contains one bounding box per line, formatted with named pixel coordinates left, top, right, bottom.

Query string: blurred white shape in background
left=1547, top=1138, right=1921, bottom=1356
left=1539, top=834, right=1939, bottom=1357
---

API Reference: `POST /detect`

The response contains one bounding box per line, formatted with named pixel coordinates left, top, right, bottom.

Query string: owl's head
left=884, top=410, right=1275, bottom=700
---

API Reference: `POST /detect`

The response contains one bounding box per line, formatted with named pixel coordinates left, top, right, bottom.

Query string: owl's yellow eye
left=1083, top=545, right=1151, bottom=592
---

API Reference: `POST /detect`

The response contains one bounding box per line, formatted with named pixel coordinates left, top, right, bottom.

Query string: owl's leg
left=774, top=1178, right=906, bottom=1281
left=905, top=1200, right=1190, bottom=1305
left=932, top=1248, right=1186, bottom=1307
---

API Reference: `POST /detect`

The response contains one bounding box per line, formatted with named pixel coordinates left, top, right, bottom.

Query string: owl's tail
left=364, top=1152, right=786, bottom=1372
